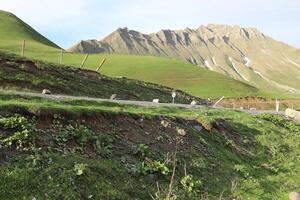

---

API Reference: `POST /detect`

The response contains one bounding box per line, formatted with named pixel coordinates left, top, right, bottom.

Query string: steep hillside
left=0, top=51, right=200, bottom=103
left=69, top=25, right=300, bottom=94
left=0, top=10, right=59, bottom=52
left=0, top=94, right=299, bottom=199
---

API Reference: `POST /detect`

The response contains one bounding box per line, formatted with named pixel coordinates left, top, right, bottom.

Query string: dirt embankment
left=217, top=97, right=300, bottom=110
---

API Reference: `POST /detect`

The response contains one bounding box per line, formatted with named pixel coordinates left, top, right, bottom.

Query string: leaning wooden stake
left=96, top=58, right=107, bottom=72
left=80, top=54, right=89, bottom=68
left=213, top=96, right=225, bottom=108
left=59, top=49, right=64, bottom=64
left=21, top=40, right=26, bottom=57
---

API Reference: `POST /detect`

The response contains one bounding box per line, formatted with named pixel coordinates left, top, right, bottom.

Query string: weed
left=180, top=175, right=203, bottom=196
left=93, top=134, right=115, bottom=157
left=0, top=115, right=36, bottom=149
left=140, top=160, right=170, bottom=176
left=257, top=114, right=299, bottom=133
left=74, top=163, right=88, bottom=176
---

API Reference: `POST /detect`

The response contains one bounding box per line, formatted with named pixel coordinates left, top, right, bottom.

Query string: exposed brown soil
left=217, top=96, right=300, bottom=110
left=33, top=112, right=203, bottom=154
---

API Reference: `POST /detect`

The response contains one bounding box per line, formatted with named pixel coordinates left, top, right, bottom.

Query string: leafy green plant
left=93, top=134, right=115, bottom=157
left=73, top=125, right=93, bottom=145
left=140, top=161, right=169, bottom=176
left=133, top=143, right=149, bottom=158
left=180, top=175, right=202, bottom=196
left=0, top=115, right=28, bottom=129
left=234, top=164, right=250, bottom=178
left=74, top=163, right=88, bottom=176
left=0, top=115, right=35, bottom=149
left=257, top=114, right=299, bottom=133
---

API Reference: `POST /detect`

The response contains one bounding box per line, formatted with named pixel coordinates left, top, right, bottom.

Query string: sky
left=0, top=0, right=300, bottom=48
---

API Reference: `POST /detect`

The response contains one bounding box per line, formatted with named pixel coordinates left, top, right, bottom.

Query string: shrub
left=0, top=115, right=35, bottom=149
left=74, top=163, right=88, bottom=176
left=180, top=175, right=202, bottom=196
left=257, top=114, right=299, bottom=133
left=139, top=161, right=169, bottom=176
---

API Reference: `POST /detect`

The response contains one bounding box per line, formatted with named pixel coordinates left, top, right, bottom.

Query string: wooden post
left=80, top=54, right=89, bottom=68
left=96, top=58, right=107, bottom=72
left=213, top=96, right=225, bottom=108
left=21, top=40, right=26, bottom=57
left=275, top=98, right=280, bottom=112
left=59, top=49, right=64, bottom=64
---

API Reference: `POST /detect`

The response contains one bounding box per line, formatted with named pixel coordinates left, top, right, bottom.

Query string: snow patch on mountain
left=254, top=69, right=300, bottom=94
left=286, top=57, right=300, bottom=68
left=228, top=57, right=249, bottom=81
left=243, top=57, right=251, bottom=67
left=204, top=60, right=213, bottom=70
left=212, top=57, right=217, bottom=66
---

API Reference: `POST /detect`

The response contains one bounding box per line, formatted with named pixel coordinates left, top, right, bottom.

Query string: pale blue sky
left=1, top=0, right=300, bottom=48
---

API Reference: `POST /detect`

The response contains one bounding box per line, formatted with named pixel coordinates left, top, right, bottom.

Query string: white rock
left=161, top=120, right=170, bottom=128
left=289, top=192, right=300, bottom=200
left=190, top=100, right=197, bottom=106
left=177, top=128, right=187, bottom=136
left=42, top=89, right=51, bottom=95
left=285, top=109, right=300, bottom=122
left=110, top=94, right=117, bottom=100
left=153, top=99, right=159, bottom=103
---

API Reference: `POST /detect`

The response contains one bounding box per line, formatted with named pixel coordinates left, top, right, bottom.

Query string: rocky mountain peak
left=68, top=24, right=300, bottom=94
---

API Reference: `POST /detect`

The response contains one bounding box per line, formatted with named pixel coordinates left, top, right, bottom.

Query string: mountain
left=69, top=25, right=300, bottom=94
left=0, top=10, right=59, bottom=51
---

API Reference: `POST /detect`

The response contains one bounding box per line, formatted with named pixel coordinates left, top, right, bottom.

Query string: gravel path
left=0, top=90, right=284, bottom=115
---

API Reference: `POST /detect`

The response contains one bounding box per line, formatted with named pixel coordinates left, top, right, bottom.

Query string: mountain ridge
left=69, top=25, right=300, bottom=94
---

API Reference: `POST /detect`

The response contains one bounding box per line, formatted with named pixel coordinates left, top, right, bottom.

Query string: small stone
left=194, top=125, right=202, bottom=131
left=289, top=192, right=300, bottom=200
left=42, top=89, right=51, bottom=95
left=161, top=120, right=169, bottom=128
left=190, top=100, right=197, bottom=105
left=177, top=128, right=187, bottom=136
left=285, top=108, right=300, bottom=123
left=110, top=94, right=117, bottom=100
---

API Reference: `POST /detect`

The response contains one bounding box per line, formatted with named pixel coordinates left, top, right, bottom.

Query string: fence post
left=275, top=99, right=280, bottom=112
left=80, top=54, right=89, bottom=68
left=21, top=40, right=26, bottom=57
left=96, top=58, right=107, bottom=72
left=60, top=49, right=64, bottom=64
left=213, top=96, right=225, bottom=108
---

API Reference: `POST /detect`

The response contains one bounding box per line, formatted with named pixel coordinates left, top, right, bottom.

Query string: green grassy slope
left=0, top=10, right=261, bottom=99
left=0, top=51, right=201, bottom=103
left=0, top=94, right=299, bottom=199
left=0, top=10, right=59, bottom=52
left=62, top=53, right=260, bottom=98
